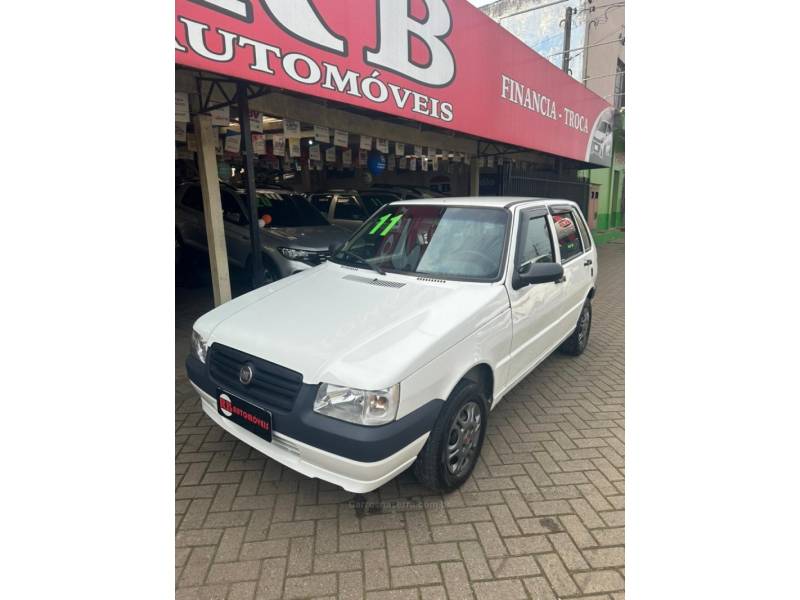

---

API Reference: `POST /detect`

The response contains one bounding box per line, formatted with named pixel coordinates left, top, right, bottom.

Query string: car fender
left=396, top=307, right=512, bottom=420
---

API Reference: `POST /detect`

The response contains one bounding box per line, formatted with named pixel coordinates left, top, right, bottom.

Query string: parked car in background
left=186, top=197, right=597, bottom=494
left=176, top=182, right=350, bottom=284
left=371, top=184, right=446, bottom=199
left=308, top=189, right=399, bottom=231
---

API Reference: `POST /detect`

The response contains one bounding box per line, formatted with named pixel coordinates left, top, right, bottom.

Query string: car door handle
left=584, top=259, right=593, bottom=267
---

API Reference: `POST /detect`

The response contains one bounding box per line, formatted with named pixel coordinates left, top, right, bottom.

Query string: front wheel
left=413, top=380, right=488, bottom=492
left=560, top=299, right=592, bottom=356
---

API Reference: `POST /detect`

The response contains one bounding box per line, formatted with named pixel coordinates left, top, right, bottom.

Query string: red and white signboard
left=175, top=0, right=614, bottom=166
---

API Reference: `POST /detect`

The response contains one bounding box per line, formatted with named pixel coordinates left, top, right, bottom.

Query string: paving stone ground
left=176, top=240, right=625, bottom=600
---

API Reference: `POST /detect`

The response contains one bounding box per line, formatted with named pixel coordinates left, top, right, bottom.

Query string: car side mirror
left=512, top=262, right=564, bottom=290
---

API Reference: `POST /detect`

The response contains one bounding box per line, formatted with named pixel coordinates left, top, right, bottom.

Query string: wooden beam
left=193, top=113, right=232, bottom=306
left=470, top=160, right=481, bottom=196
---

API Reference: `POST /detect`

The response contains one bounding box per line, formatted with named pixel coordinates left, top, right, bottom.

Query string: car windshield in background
left=255, top=193, right=329, bottom=228
left=332, top=205, right=508, bottom=281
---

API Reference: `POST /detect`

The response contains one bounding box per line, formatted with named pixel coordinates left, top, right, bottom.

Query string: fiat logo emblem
left=239, top=365, right=254, bottom=385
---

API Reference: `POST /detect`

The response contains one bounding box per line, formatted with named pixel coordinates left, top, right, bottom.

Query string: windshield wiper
left=336, top=249, right=386, bottom=276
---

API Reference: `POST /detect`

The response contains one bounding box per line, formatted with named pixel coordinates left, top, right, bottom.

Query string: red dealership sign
left=175, top=0, right=614, bottom=166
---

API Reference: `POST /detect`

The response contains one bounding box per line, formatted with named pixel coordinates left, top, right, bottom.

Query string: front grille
left=208, top=344, right=303, bottom=412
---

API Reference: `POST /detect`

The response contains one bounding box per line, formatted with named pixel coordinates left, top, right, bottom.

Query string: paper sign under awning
left=224, top=132, right=241, bottom=153
left=334, top=129, right=349, bottom=148
left=175, top=92, right=190, bottom=123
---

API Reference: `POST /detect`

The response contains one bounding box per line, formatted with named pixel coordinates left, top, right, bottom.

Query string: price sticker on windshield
left=370, top=214, right=403, bottom=236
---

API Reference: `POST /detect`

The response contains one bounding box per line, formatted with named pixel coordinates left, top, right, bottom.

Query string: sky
left=466, top=0, right=587, bottom=80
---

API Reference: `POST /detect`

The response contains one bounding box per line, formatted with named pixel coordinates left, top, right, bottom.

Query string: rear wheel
left=560, top=299, right=592, bottom=356
left=414, top=380, right=488, bottom=492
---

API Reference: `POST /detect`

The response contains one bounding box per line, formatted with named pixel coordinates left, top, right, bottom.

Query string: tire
left=413, top=380, right=488, bottom=493
left=560, top=299, right=592, bottom=356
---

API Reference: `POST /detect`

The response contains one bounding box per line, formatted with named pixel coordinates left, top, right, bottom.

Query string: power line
left=545, top=36, right=623, bottom=57
left=497, top=0, right=573, bottom=22
left=579, top=1, right=625, bottom=12
left=583, top=70, right=625, bottom=81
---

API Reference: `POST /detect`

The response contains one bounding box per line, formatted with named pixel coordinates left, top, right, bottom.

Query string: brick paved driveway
left=176, top=241, right=625, bottom=600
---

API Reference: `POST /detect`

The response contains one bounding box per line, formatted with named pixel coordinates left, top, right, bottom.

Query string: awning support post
left=237, top=82, right=264, bottom=289
left=470, top=159, right=480, bottom=197
left=194, top=113, right=232, bottom=306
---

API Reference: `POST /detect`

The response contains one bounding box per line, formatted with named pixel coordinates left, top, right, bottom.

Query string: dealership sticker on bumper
left=218, top=391, right=272, bottom=443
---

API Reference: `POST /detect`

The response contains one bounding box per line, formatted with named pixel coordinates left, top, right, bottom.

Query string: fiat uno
left=186, top=197, right=597, bottom=493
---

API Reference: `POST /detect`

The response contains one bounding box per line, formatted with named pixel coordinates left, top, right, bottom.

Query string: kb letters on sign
left=188, top=0, right=456, bottom=87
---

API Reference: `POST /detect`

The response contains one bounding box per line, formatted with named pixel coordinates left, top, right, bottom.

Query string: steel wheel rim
left=446, top=401, right=482, bottom=475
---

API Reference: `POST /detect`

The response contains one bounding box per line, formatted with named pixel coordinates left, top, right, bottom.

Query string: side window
left=516, top=213, right=555, bottom=269
left=310, top=194, right=333, bottom=215
left=334, top=196, right=367, bottom=221
left=573, top=209, right=592, bottom=251
left=552, top=210, right=583, bottom=263
left=181, top=186, right=204, bottom=213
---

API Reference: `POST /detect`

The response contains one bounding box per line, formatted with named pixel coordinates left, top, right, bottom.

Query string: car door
left=505, top=206, right=566, bottom=385
left=550, top=205, right=593, bottom=340
left=176, top=184, right=207, bottom=251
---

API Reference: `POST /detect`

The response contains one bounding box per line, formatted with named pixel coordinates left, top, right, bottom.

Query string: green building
left=582, top=109, right=625, bottom=235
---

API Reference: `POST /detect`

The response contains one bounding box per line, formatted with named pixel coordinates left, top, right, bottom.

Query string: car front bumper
left=186, top=353, right=440, bottom=493
left=193, top=383, right=428, bottom=493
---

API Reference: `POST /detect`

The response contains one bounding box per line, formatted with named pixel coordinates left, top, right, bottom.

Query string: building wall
left=582, top=3, right=625, bottom=104
left=482, top=0, right=626, bottom=232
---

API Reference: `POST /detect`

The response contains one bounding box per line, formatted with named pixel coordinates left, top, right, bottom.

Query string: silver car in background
left=176, top=182, right=351, bottom=284
left=308, top=189, right=402, bottom=231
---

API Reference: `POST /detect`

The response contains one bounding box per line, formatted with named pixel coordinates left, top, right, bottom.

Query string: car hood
left=261, top=225, right=350, bottom=250
left=195, top=262, right=510, bottom=389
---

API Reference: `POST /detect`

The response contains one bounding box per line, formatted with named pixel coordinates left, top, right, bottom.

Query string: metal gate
left=502, top=168, right=590, bottom=219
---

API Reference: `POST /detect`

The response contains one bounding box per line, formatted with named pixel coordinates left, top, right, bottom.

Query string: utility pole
left=561, top=6, right=575, bottom=73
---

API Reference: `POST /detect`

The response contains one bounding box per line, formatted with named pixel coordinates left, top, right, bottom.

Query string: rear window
left=310, top=194, right=332, bottom=214
left=552, top=210, right=584, bottom=263
left=333, top=196, right=367, bottom=221
left=574, top=209, right=592, bottom=250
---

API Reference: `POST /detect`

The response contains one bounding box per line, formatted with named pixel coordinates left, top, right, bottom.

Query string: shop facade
left=175, top=0, right=613, bottom=304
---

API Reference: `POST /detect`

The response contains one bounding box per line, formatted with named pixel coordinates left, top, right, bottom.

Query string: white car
left=187, top=197, right=597, bottom=494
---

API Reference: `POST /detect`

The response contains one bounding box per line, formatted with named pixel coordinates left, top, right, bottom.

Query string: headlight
left=313, top=383, right=400, bottom=426
left=191, top=330, right=208, bottom=364
left=278, top=247, right=313, bottom=262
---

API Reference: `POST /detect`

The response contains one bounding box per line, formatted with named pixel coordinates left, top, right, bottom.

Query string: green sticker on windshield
left=370, top=214, right=402, bottom=236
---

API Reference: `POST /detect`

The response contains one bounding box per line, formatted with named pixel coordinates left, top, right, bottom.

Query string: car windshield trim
left=332, top=204, right=512, bottom=284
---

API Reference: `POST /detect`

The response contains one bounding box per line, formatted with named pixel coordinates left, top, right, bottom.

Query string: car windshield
left=331, top=204, right=509, bottom=280
left=254, top=192, right=329, bottom=227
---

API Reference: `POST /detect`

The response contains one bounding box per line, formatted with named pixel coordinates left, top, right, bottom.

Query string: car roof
left=390, top=196, right=577, bottom=209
